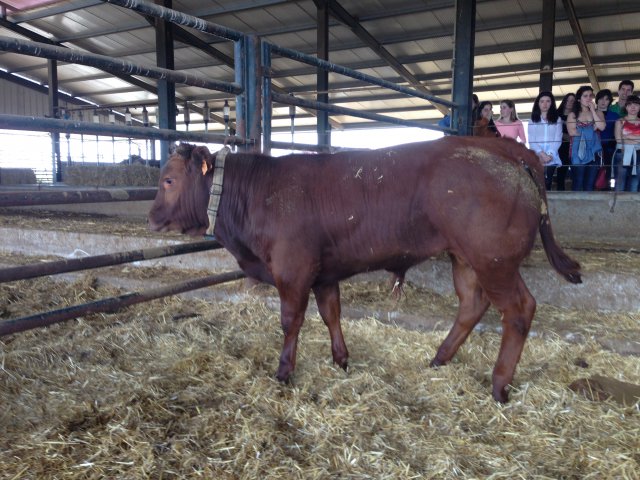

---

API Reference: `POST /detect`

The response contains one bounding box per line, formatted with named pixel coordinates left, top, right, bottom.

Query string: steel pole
left=0, top=270, right=246, bottom=336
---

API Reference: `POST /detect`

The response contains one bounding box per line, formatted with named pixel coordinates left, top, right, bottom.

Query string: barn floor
left=0, top=208, right=639, bottom=479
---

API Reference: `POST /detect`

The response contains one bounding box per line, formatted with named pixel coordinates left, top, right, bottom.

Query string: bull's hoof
left=275, top=369, right=293, bottom=384
left=336, top=359, right=349, bottom=372
left=492, top=387, right=509, bottom=403
left=429, top=357, right=445, bottom=368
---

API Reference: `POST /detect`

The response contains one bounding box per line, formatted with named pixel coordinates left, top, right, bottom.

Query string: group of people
left=440, top=80, right=639, bottom=192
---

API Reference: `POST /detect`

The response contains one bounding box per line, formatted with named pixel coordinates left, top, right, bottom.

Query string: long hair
left=530, top=91, right=559, bottom=124
left=499, top=99, right=518, bottom=122
left=558, top=93, right=575, bottom=119
left=572, top=86, right=594, bottom=116
left=476, top=101, right=493, bottom=121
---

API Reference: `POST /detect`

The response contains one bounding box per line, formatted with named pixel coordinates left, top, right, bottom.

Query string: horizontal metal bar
left=0, top=114, right=246, bottom=144
left=0, top=35, right=243, bottom=94
left=269, top=140, right=331, bottom=153
left=0, top=270, right=246, bottom=336
left=104, top=0, right=245, bottom=41
left=0, top=240, right=223, bottom=283
left=273, top=92, right=452, bottom=133
left=0, top=187, right=158, bottom=207
left=268, top=42, right=455, bottom=109
left=269, top=140, right=362, bottom=153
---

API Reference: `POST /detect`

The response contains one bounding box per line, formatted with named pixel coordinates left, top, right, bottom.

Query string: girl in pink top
left=495, top=100, right=527, bottom=143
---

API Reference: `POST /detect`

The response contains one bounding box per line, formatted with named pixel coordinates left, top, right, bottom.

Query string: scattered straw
left=1, top=272, right=638, bottom=479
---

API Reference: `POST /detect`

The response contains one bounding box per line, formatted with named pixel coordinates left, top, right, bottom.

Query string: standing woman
left=495, top=100, right=527, bottom=143
left=596, top=89, right=617, bottom=188
left=556, top=93, right=576, bottom=190
left=528, top=92, right=563, bottom=190
left=474, top=101, right=500, bottom=137
left=613, top=94, right=640, bottom=191
left=567, top=86, right=605, bottom=191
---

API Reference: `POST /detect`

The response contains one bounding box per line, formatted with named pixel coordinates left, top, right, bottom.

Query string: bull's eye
left=163, top=178, right=174, bottom=187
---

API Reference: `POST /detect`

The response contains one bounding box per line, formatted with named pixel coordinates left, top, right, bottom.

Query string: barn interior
left=0, top=1, right=639, bottom=478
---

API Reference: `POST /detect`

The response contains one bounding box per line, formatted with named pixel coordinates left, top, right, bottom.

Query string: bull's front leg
left=313, top=283, right=348, bottom=370
left=275, top=284, right=311, bottom=383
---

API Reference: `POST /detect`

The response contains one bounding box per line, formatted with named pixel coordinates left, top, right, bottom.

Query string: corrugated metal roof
left=0, top=0, right=639, bottom=133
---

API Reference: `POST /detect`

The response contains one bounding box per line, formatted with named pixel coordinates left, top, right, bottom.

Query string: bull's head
left=148, top=143, right=214, bottom=236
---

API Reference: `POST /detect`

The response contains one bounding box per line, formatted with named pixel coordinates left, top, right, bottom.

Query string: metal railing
left=0, top=239, right=244, bottom=336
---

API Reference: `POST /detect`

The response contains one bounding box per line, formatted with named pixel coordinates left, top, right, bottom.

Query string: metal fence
left=0, top=0, right=455, bottom=335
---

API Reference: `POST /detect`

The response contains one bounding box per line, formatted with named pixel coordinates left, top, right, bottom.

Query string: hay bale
left=62, top=163, right=159, bottom=187
left=0, top=168, right=37, bottom=185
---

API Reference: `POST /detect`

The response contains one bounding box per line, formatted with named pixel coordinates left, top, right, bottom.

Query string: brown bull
left=148, top=137, right=581, bottom=402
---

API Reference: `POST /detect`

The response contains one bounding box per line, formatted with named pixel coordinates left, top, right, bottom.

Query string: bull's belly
left=314, top=252, right=429, bottom=285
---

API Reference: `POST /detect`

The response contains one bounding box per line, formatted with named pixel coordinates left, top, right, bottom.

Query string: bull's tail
left=525, top=161, right=582, bottom=284
left=539, top=214, right=582, bottom=284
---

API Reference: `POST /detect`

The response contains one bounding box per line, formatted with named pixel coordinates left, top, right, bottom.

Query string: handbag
left=594, top=166, right=608, bottom=190
left=594, top=151, right=608, bottom=190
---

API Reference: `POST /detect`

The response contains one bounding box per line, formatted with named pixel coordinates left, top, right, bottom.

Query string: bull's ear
left=191, top=146, right=213, bottom=176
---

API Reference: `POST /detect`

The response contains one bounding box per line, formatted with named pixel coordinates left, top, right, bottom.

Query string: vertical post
left=539, top=0, right=556, bottom=92
left=63, top=109, right=71, bottom=165
left=48, top=59, right=62, bottom=182
left=79, top=110, right=85, bottom=163
left=109, top=110, right=116, bottom=163
left=234, top=36, right=245, bottom=148
left=125, top=107, right=132, bottom=162
left=316, top=0, right=330, bottom=147
left=289, top=96, right=296, bottom=145
left=183, top=101, right=190, bottom=131
left=203, top=101, right=210, bottom=133
left=93, top=109, right=100, bottom=163
left=155, top=0, right=176, bottom=167
left=451, top=0, right=476, bottom=136
left=235, top=34, right=262, bottom=152
left=223, top=100, right=230, bottom=136
left=261, top=40, right=272, bottom=155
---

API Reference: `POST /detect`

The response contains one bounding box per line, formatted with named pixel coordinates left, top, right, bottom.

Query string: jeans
left=571, top=160, right=598, bottom=191
left=544, top=165, right=557, bottom=191
left=614, top=150, right=640, bottom=191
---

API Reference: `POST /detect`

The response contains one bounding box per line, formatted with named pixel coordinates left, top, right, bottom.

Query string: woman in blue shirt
left=567, top=86, right=606, bottom=191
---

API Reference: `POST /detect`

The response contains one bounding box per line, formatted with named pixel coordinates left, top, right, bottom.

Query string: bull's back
left=312, top=138, right=542, bottom=273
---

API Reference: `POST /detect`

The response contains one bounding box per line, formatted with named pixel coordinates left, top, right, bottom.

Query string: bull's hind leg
left=313, top=283, right=349, bottom=370
left=482, top=273, right=536, bottom=403
left=430, top=254, right=490, bottom=367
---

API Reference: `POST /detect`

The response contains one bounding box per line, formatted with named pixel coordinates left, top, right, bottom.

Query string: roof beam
left=6, top=0, right=102, bottom=23
left=267, top=31, right=640, bottom=80
left=562, top=0, right=599, bottom=91
left=0, top=69, right=91, bottom=106
left=321, top=0, right=448, bottom=115
left=11, top=27, right=638, bottom=80
left=289, top=73, right=627, bottom=106
left=47, top=3, right=639, bottom=55
left=140, top=13, right=234, bottom=69
left=0, top=16, right=157, bottom=96
left=135, top=2, right=342, bottom=129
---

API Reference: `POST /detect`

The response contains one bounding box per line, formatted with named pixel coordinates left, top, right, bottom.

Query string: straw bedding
left=0, top=209, right=639, bottom=478
left=1, top=271, right=639, bottom=479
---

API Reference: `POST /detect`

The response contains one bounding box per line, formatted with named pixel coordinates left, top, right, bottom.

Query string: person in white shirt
left=528, top=91, right=563, bottom=190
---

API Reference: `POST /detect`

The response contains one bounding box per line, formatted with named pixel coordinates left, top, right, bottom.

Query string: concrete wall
left=546, top=192, right=639, bottom=245
left=14, top=191, right=640, bottom=245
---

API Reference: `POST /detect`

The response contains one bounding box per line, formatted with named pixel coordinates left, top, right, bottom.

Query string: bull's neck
left=205, top=146, right=231, bottom=237
left=205, top=151, right=270, bottom=243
